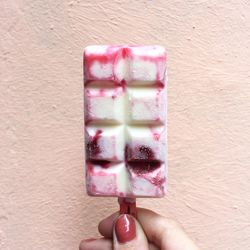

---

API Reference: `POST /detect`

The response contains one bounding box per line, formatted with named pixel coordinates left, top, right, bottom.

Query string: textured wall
left=1, top=1, right=250, bottom=249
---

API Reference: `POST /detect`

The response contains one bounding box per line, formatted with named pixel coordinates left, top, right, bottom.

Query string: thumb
left=113, top=214, right=149, bottom=250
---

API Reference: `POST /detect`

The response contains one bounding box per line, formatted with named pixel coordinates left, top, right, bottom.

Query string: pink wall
left=1, top=1, right=250, bottom=249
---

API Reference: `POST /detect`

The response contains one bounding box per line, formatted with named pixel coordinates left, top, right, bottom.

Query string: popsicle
left=84, top=45, right=167, bottom=198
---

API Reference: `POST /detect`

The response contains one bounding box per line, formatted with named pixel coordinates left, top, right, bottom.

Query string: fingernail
left=115, top=214, right=136, bottom=243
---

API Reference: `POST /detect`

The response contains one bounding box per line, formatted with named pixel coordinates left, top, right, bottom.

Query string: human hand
left=79, top=208, right=199, bottom=250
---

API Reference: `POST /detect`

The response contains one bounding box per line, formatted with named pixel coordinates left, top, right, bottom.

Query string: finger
left=113, top=214, right=149, bottom=250
left=79, top=237, right=112, bottom=250
left=98, top=211, right=119, bottom=238
left=98, top=213, right=159, bottom=249
left=99, top=208, right=198, bottom=250
left=137, top=208, right=199, bottom=250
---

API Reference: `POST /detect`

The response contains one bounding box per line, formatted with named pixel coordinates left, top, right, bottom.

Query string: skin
left=79, top=208, right=199, bottom=250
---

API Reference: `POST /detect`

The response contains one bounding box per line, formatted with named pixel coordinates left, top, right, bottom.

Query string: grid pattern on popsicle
left=84, top=45, right=167, bottom=197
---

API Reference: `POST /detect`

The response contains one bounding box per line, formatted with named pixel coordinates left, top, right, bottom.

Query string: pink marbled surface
left=1, top=1, right=250, bottom=250
left=84, top=45, right=167, bottom=197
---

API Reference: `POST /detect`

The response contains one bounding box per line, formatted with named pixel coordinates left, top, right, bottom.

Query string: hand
left=80, top=208, right=199, bottom=250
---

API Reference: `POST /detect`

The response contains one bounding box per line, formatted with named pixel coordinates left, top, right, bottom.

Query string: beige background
left=1, top=0, right=250, bottom=249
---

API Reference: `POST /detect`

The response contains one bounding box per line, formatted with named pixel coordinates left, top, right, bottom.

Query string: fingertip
left=113, top=214, right=150, bottom=249
left=136, top=207, right=160, bottom=218
left=137, top=207, right=175, bottom=227
left=98, top=211, right=119, bottom=238
left=114, top=214, right=136, bottom=244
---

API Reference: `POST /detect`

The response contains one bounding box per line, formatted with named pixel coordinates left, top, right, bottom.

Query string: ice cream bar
left=84, top=45, right=167, bottom=198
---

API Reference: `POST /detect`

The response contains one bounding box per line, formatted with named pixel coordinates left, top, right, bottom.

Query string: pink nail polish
left=115, top=214, right=136, bottom=243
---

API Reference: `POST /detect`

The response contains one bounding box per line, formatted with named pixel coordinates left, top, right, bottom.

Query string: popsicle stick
left=118, top=197, right=137, bottom=217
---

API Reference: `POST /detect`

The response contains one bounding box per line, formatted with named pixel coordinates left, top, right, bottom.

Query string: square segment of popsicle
left=84, top=45, right=167, bottom=197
